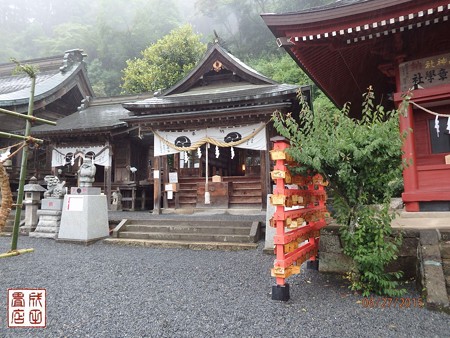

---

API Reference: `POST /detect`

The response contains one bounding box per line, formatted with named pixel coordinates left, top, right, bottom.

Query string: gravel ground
left=0, top=236, right=448, bottom=338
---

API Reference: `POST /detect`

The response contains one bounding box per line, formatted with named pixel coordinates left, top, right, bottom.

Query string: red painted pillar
left=272, top=140, right=289, bottom=287
left=399, top=103, right=419, bottom=212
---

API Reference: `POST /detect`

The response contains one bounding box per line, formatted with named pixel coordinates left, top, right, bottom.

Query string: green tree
left=272, top=87, right=408, bottom=297
left=121, top=24, right=207, bottom=94
left=194, top=0, right=336, bottom=59
left=249, top=54, right=312, bottom=85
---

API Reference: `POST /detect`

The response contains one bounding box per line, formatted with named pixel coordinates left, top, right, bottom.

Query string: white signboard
left=66, top=196, right=84, bottom=211
left=153, top=170, right=160, bottom=179
left=169, top=172, right=178, bottom=183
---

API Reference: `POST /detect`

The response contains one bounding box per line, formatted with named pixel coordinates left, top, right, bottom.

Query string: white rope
left=410, top=101, right=450, bottom=117
left=410, top=100, right=450, bottom=137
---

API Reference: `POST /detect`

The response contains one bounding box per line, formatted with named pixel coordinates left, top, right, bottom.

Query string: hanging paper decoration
left=197, top=147, right=202, bottom=158
left=215, top=146, right=220, bottom=158
left=447, top=117, right=450, bottom=134
left=52, top=145, right=110, bottom=167
left=435, top=115, right=440, bottom=137
left=153, top=122, right=266, bottom=156
left=231, top=146, right=235, bottom=159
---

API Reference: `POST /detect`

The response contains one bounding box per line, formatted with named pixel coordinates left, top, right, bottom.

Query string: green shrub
left=272, top=87, right=407, bottom=296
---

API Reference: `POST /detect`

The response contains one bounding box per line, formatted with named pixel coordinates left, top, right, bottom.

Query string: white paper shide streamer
left=435, top=115, right=440, bottom=137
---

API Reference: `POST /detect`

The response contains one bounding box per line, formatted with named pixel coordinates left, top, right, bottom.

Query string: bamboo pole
left=10, top=76, right=35, bottom=251
left=0, top=131, right=43, bottom=144
left=0, top=60, right=56, bottom=256
left=0, top=248, right=34, bottom=258
left=0, top=107, right=56, bottom=126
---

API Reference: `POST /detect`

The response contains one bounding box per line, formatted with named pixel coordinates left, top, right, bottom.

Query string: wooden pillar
left=260, top=150, right=268, bottom=210
left=105, top=141, right=112, bottom=209
left=395, top=59, right=419, bottom=212
left=153, top=156, right=161, bottom=214
left=162, top=155, right=169, bottom=209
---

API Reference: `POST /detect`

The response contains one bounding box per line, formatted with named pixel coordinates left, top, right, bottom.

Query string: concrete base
left=58, top=194, right=109, bottom=243
left=264, top=194, right=276, bottom=253
left=272, top=284, right=290, bottom=301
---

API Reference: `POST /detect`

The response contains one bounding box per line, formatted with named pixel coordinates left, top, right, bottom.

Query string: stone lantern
left=22, top=176, right=46, bottom=234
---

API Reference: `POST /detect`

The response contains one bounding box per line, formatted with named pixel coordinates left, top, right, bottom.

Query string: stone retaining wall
left=319, top=224, right=419, bottom=279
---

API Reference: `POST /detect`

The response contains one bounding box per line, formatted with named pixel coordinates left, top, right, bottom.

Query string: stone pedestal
left=22, top=200, right=40, bottom=234
left=58, top=194, right=109, bottom=244
left=30, top=198, right=64, bottom=239
left=264, top=194, right=276, bottom=254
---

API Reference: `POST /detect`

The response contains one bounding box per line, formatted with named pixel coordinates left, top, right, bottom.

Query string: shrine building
left=0, top=49, right=94, bottom=187
left=122, top=43, right=302, bottom=212
left=262, top=0, right=450, bottom=212
left=29, top=43, right=305, bottom=212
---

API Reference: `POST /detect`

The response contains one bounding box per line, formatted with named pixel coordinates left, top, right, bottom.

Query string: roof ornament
left=213, top=60, right=223, bottom=72
left=60, top=49, right=86, bottom=73
left=77, top=96, right=91, bottom=111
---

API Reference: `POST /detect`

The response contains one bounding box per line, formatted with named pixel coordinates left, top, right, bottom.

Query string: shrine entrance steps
left=105, top=218, right=261, bottom=250
left=170, top=176, right=263, bottom=209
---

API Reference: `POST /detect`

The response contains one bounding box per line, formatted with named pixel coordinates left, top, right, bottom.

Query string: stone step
left=440, top=241, right=450, bottom=259
left=446, top=276, right=450, bottom=295
left=442, top=259, right=450, bottom=276
left=400, top=211, right=450, bottom=219
left=126, top=219, right=253, bottom=227
left=103, top=238, right=258, bottom=250
left=119, top=231, right=253, bottom=243
left=125, top=224, right=251, bottom=235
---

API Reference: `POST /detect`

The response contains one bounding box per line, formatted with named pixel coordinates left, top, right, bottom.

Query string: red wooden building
left=262, top=0, right=450, bottom=211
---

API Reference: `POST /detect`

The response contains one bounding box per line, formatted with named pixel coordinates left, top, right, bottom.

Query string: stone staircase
left=105, top=218, right=261, bottom=250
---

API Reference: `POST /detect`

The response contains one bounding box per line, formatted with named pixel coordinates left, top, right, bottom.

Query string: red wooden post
left=269, top=137, right=328, bottom=301
left=399, top=104, right=419, bottom=211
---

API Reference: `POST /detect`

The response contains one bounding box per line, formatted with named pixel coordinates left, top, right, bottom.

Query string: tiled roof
left=32, top=95, right=151, bottom=135
left=0, top=63, right=85, bottom=107
left=32, top=103, right=128, bottom=135
left=0, top=49, right=93, bottom=108
left=124, top=83, right=298, bottom=111
left=0, top=70, right=56, bottom=95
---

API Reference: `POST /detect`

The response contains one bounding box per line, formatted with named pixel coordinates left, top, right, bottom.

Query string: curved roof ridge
left=162, top=43, right=277, bottom=96
left=0, top=61, right=85, bottom=106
